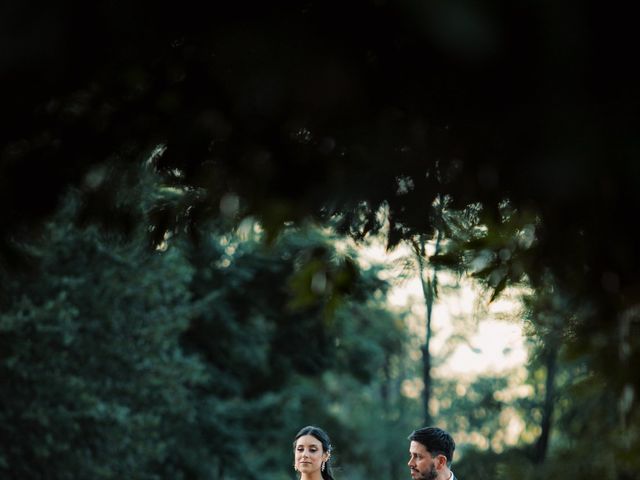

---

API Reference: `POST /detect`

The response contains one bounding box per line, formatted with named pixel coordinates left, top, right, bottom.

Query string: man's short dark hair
left=408, top=427, right=455, bottom=466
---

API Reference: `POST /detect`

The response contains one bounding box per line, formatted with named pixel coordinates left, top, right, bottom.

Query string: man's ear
left=435, top=454, right=447, bottom=470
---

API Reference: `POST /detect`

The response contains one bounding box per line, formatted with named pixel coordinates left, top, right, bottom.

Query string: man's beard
left=415, top=463, right=438, bottom=480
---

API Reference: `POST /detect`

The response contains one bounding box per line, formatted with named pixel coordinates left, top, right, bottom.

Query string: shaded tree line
left=0, top=178, right=414, bottom=479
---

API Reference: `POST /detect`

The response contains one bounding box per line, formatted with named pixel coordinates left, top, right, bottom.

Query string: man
left=407, top=426, right=457, bottom=480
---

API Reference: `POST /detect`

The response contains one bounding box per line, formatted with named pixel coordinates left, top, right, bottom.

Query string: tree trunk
left=414, top=231, right=441, bottom=427
left=534, top=346, right=557, bottom=464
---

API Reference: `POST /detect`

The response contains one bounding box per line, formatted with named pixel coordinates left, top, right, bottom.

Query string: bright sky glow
left=358, top=239, right=529, bottom=377
left=357, top=235, right=532, bottom=450
left=444, top=320, right=528, bottom=375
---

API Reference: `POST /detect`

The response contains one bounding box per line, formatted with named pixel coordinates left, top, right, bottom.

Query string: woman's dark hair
left=293, top=425, right=336, bottom=480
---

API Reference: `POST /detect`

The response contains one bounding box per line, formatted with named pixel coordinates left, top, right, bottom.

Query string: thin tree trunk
left=414, top=229, right=442, bottom=427
left=380, top=352, right=396, bottom=478
left=534, top=346, right=557, bottom=464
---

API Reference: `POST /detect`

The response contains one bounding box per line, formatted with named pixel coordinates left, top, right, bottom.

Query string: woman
left=293, top=425, right=336, bottom=480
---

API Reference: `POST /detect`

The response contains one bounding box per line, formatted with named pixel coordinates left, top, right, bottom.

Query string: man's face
left=408, top=441, right=438, bottom=480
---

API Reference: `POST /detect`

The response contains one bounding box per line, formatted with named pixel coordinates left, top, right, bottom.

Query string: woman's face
left=294, top=434, right=328, bottom=475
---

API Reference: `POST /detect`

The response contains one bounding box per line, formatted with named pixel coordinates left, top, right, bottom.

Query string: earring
left=293, top=464, right=298, bottom=471
left=322, top=461, right=326, bottom=472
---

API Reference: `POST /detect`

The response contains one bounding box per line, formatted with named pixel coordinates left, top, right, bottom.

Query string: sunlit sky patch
left=358, top=239, right=529, bottom=377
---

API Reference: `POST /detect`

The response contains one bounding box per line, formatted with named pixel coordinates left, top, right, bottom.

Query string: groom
left=407, top=426, right=457, bottom=480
